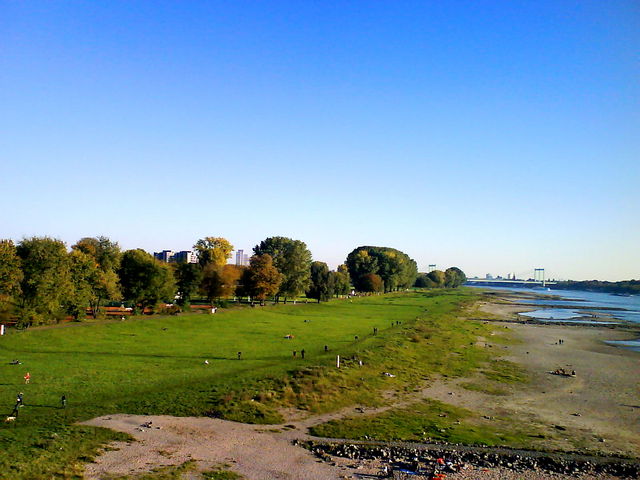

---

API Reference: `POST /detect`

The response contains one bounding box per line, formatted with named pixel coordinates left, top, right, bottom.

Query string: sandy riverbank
left=80, top=291, right=640, bottom=479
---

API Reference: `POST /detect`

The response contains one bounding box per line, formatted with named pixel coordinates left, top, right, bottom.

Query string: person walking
left=61, top=395, right=67, bottom=409
left=301, top=349, right=305, bottom=359
left=293, top=350, right=297, bottom=358
left=237, top=351, right=242, bottom=360
left=24, top=372, right=30, bottom=384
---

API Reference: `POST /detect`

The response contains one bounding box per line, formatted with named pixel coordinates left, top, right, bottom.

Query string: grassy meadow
left=0, top=288, right=517, bottom=478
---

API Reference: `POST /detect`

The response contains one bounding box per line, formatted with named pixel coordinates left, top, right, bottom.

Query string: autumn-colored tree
left=219, top=264, right=243, bottom=298
left=246, top=254, right=283, bottom=306
left=359, top=273, right=384, bottom=293
left=200, top=264, right=242, bottom=305
left=193, top=237, right=233, bottom=267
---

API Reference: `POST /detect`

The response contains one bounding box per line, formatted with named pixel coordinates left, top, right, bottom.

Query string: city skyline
left=1, top=1, right=638, bottom=281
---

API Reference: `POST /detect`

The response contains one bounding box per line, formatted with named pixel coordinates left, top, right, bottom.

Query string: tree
left=360, top=273, right=384, bottom=293
left=73, top=236, right=122, bottom=272
left=200, top=264, right=242, bottom=305
left=445, top=267, right=467, bottom=288
left=0, top=240, right=23, bottom=320
left=307, top=261, right=331, bottom=302
left=426, top=269, right=446, bottom=287
left=345, top=249, right=378, bottom=291
left=72, top=236, right=122, bottom=317
left=346, top=246, right=418, bottom=293
left=253, top=236, right=312, bottom=302
left=16, top=237, right=73, bottom=325
left=119, top=249, right=176, bottom=312
left=64, top=249, right=96, bottom=320
left=219, top=264, right=243, bottom=298
left=414, top=273, right=435, bottom=288
left=173, top=262, right=202, bottom=306
left=193, top=237, right=233, bottom=268
left=330, top=266, right=351, bottom=297
left=245, top=254, right=283, bottom=306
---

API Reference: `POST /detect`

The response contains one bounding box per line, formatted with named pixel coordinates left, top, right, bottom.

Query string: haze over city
left=1, top=1, right=638, bottom=281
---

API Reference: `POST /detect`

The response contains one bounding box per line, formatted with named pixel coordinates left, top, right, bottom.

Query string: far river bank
left=473, top=286, right=640, bottom=352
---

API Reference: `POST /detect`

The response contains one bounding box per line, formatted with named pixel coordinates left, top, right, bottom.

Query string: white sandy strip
left=82, top=414, right=344, bottom=480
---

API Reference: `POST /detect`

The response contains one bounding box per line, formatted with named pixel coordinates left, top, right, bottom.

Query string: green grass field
left=0, top=288, right=510, bottom=479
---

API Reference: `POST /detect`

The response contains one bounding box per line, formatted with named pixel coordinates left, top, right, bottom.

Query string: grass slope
left=0, top=289, right=503, bottom=478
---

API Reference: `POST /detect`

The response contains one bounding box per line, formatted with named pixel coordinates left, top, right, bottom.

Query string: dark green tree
left=426, top=269, right=446, bottom=287
left=72, top=236, right=122, bottom=317
left=119, top=249, right=176, bottom=312
left=0, top=240, right=23, bottom=321
left=253, top=236, right=312, bottom=303
left=173, top=262, right=202, bottom=306
left=307, top=261, right=331, bottom=302
left=444, top=267, right=467, bottom=288
left=346, top=246, right=418, bottom=293
left=64, top=249, right=96, bottom=320
left=16, top=237, right=73, bottom=325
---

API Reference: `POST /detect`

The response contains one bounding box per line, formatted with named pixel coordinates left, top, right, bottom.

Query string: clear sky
left=1, top=1, right=638, bottom=281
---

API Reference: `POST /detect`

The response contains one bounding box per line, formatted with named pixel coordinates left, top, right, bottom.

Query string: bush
left=156, top=304, right=181, bottom=316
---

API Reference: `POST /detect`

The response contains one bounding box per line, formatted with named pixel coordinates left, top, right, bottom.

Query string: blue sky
left=1, top=1, right=638, bottom=280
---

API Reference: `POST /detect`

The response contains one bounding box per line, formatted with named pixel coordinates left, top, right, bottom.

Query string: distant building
left=235, top=249, right=249, bottom=266
left=173, top=250, right=198, bottom=264
left=428, top=264, right=436, bottom=272
left=485, top=273, right=493, bottom=280
left=154, top=250, right=174, bottom=262
left=153, top=250, right=198, bottom=264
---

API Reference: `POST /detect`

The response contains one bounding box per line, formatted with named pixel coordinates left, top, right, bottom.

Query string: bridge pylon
left=534, top=268, right=545, bottom=287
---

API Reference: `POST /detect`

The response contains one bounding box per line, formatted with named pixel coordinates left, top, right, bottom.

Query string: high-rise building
left=173, top=250, right=198, bottom=264
left=236, top=249, right=250, bottom=266
left=153, top=250, right=174, bottom=262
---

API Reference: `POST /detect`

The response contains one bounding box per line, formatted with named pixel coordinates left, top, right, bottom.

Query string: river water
left=470, top=286, right=640, bottom=352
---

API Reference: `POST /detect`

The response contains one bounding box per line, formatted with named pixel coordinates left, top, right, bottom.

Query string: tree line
left=0, top=235, right=466, bottom=326
left=414, top=267, right=467, bottom=289
left=552, top=280, right=640, bottom=295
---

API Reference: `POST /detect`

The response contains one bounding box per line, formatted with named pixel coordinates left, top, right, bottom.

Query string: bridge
left=465, top=278, right=557, bottom=287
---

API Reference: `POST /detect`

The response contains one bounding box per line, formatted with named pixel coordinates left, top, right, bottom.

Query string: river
left=469, top=286, right=640, bottom=352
